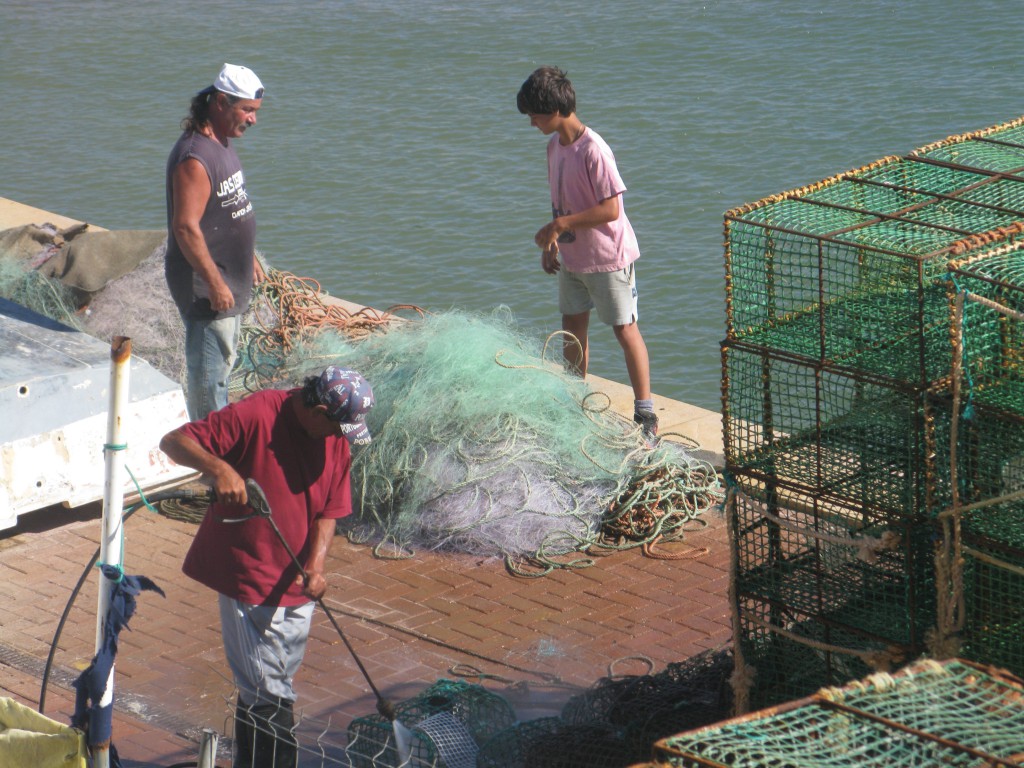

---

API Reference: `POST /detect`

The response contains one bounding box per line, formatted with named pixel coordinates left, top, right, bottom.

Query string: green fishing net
left=254, top=307, right=722, bottom=573
left=0, top=246, right=82, bottom=328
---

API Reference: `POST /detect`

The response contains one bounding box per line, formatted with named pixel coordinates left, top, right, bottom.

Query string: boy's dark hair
left=517, top=66, right=576, bottom=117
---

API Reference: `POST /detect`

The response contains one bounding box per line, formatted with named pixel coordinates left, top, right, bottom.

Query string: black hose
left=39, top=488, right=211, bottom=714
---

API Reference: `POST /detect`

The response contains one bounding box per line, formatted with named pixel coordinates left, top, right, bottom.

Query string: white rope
left=754, top=501, right=900, bottom=564
left=743, top=613, right=901, bottom=672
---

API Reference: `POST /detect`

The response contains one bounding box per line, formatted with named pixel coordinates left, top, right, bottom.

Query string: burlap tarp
left=0, top=222, right=166, bottom=304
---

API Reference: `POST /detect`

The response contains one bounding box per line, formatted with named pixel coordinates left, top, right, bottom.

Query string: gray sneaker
left=633, top=408, right=659, bottom=441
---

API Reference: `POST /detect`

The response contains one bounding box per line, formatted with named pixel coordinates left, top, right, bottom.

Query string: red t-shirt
left=179, top=389, right=352, bottom=606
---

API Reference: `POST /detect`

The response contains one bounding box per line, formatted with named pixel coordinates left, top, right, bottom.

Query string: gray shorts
left=219, top=594, right=314, bottom=705
left=558, top=263, right=639, bottom=326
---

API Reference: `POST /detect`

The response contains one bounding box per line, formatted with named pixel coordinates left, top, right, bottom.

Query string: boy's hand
left=541, top=243, right=560, bottom=274
left=535, top=218, right=564, bottom=250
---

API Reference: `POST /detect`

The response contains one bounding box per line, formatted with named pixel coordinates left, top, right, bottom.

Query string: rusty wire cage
left=722, top=115, right=1024, bottom=711
left=949, top=243, right=1024, bottom=421
left=956, top=499, right=1024, bottom=676
left=639, top=658, right=1024, bottom=768
left=346, top=679, right=516, bottom=768
left=725, top=160, right=960, bottom=387
left=932, top=240, right=1024, bottom=680
left=721, top=343, right=956, bottom=517
left=724, top=116, right=1024, bottom=385
left=728, top=478, right=935, bottom=646
left=726, top=477, right=935, bottom=709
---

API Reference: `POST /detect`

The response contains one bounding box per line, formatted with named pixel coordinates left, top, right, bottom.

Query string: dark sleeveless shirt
left=164, top=131, right=256, bottom=319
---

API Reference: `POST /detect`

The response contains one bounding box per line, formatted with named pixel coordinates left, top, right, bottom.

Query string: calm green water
left=2, top=0, right=1021, bottom=410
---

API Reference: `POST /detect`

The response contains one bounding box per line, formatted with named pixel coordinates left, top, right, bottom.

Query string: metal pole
left=197, top=728, right=219, bottom=768
left=93, top=336, right=132, bottom=768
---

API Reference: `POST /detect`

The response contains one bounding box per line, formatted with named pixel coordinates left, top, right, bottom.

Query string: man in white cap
left=165, top=63, right=266, bottom=421
left=159, top=366, right=375, bottom=767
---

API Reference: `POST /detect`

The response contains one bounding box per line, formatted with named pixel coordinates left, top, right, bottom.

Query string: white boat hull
left=0, top=297, right=192, bottom=529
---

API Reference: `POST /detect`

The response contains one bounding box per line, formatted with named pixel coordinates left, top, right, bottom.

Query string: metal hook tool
left=228, top=479, right=402, bottom=725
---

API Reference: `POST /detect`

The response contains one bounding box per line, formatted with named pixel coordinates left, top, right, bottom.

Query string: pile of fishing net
left=341, top=649, right=734, bottom=768
left=0, top=223, right=186, bottom=382
left=474, top=649, right=733, bottom=767
left=256, top=306, right=723, bottom=574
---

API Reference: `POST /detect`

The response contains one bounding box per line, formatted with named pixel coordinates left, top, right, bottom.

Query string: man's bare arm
left=159, top=429, right=246, bottom=504
left=299, top=516, right=336, bottom=600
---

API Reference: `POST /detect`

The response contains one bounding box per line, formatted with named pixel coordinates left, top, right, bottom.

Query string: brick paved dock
left=0, top=401, right=729, bottom=766
left=0, top=196, right=732, bottom=766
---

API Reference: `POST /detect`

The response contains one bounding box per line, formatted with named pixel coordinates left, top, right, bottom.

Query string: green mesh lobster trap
left=724, top=116, right=1024, bottom=386
left=949, top=242, right=1024, bottom=422
left=954, top=499, right=1024, bottom=676
left=641, top=658, right=1024, bottom=768
left=931, top=241, right=1024, bottom=678
left=728, top=478, right=935, bottom=645
left=732, top=595, right=880, bottom=714
left=723, top=116, right=1024, bottom=711
left=721, top=344, right=956, bottom=518
left=345, top=679, right=515, bottom=768
left=726, top=477, right=938, bottom=710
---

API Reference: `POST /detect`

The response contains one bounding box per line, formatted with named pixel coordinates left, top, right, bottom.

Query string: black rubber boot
left=249, top=697, right=297, bottom=768
left=232, top=699, right=256, bottom=768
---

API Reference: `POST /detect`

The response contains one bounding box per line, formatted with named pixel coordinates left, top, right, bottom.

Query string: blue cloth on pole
left=71, top=566, right=164, bottom=761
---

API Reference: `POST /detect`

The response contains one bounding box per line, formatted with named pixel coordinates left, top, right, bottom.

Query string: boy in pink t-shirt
left=517, top=66, right=658, bottom=439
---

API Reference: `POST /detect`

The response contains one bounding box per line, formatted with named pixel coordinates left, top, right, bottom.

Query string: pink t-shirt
left=546, top=127, right=640, bottom=273
left=179, top=389, right=352, bottom=607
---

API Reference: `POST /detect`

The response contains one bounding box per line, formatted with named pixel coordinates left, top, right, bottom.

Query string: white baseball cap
left=200, top=63, right=264, bottom=100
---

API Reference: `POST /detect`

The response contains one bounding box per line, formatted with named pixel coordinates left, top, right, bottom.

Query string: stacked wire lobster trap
left=721, top=115, right=1024, bottom=711
left=639, top=658, right=1024, bottom=768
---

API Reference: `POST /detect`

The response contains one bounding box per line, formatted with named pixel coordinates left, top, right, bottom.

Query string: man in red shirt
left=160, top=366, right=374, bottom=767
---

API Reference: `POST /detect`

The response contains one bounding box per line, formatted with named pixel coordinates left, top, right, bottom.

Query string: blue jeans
left=183, top=313, right=241, bottom=421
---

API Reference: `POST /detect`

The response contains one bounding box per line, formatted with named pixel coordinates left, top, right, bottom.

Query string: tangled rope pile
left=601, top=456, right=721, bottom=560
left=236, top=266, right=425, bottom=393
